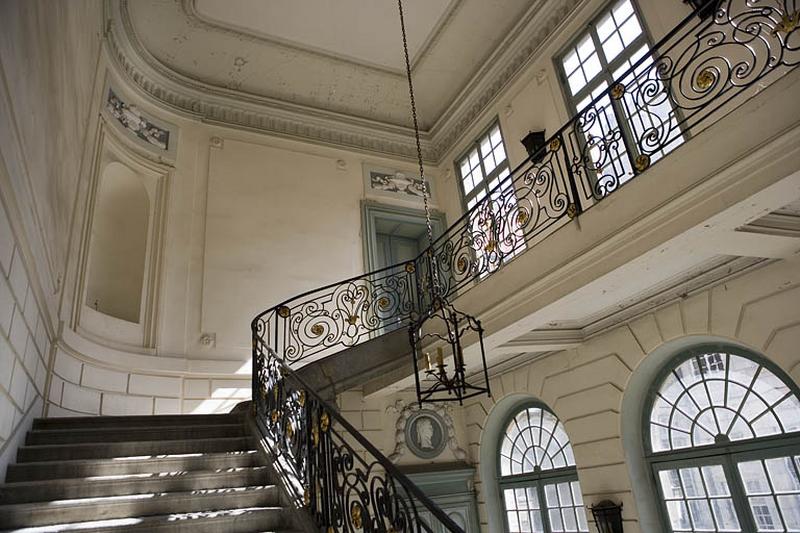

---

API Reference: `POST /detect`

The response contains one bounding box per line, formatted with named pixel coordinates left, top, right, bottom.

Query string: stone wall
left=462, top=258, right=800, bottom=532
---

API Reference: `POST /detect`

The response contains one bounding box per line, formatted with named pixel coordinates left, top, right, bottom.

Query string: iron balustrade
left=251, top=1, right=798, bottom=531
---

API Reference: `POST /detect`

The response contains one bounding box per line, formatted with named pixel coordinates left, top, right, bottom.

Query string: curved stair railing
left=252, top=2, right=798, bottom=531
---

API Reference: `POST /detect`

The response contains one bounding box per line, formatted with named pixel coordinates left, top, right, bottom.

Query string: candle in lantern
left=425, top=352, right=432, bottom=371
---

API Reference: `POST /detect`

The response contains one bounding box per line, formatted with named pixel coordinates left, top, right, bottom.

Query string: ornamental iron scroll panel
left=252, top=330, right=464, bottom=533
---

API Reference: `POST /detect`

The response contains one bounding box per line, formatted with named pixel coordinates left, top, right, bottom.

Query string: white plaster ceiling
left=123, top=0, right=536, bottom=130
left=193, top=0, right=452, bottom=72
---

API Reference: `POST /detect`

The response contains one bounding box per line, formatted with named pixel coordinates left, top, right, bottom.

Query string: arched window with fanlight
left=646, top=344, right=800, bottom=532
left=498, top=402, right=589, bottom=533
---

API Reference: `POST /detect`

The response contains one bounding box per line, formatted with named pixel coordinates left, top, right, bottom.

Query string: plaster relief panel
left=388, top=400, right=467, bottom=464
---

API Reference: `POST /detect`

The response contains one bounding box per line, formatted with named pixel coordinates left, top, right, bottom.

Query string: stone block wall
left=45, top=350, right=251, bottom=417
left=0, top=199, right=52, bottom=477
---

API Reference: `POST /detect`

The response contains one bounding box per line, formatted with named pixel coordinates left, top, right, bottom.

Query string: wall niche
left=76, top=124, right=168, bottom=350
left=86, top=161, right=149, bottom=322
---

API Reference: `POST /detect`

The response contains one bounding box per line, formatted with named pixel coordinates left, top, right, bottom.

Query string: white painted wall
left=0, top=0, right=103, bottom=478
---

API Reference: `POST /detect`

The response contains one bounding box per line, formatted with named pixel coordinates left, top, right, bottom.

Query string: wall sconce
left=520, top=130, right=546, bottom=164
left=590, top=500, right=623, bottom=533
left=683, top=0, right=720, bottom=19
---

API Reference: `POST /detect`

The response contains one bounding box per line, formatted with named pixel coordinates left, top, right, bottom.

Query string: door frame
left=361, top=200, right=447, bottom=273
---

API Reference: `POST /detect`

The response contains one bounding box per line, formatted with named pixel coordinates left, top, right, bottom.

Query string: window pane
left=702, top=465, right=730, bottom=497
left=777, top=494, right=800, bottom=530
left=491, top=127, right=502, bottom=148
left=739, top=461, right=772, bottom=495
left=596, top=13, right=616, bottom=41
left=613, top=0, right=634, bottom=23
left=576, top=35, right=595, bottom=61
left=748, top=496, right=783, bottom=531
left=602, top=33, right=625, bottom=62
left=563, top=50, right=580, bottom=75
left=618, top=16, right=642, bottom=46
left=688, top=499, right=715, bottom=530
left=666, top=500, right=692, bottom=530
left=582, top=53, right=602, bottom=84
left=766, top=457, right=800, bottom=493
left=711, top=499, right=741, bottom=531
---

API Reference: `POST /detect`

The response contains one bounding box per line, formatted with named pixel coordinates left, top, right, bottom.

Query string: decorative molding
left=103, top=0, right=581, bottom=163
left=738, top=212, right=800, bottom=238
left=104, top=0, right=433, bottom=162
left=387, top=399, right=468, bottom=464
left=427, top=0, right=582, bottom=159
left=199, top=332, right=216, bottom=347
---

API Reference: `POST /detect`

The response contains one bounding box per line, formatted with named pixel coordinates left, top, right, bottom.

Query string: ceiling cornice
left=104, top=0, right=583, bottom=163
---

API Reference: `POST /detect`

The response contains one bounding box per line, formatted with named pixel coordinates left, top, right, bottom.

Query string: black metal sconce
left=521, top=130, right=546, bottom=164
left=683, top=0, right=720, bottom=19
left=590, top=500, right=623, bottom=533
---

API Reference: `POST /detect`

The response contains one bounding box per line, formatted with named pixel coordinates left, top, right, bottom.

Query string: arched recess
left=76, top=125, right=168, bottom=350
left=622, top=335, right=800, bottom=532
left=85, top=161, right=149, bottom=322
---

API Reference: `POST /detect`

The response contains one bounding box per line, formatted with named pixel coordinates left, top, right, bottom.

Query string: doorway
left=362, top=202, right=446, bottom=273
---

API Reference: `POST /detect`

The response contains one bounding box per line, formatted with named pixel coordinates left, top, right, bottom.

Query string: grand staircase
left=0, top=412, right=300, bottom=532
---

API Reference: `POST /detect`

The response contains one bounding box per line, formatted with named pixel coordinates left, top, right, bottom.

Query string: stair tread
left=6, top=450, right=266, bottom=482
left=8, top=449, right=261, bottom=469
left=0, top=484, right=277, bottom=511
left=1, top=465, right=269, bottom=488
left=0, top=506, right=289, bottom=532
left=21, top=435, right=254, bottom=450
left=25, top=424, right=247, bottom=445
left=33, top=413, right=244, bottom=427
left=29, top=423, right=245, bottom=435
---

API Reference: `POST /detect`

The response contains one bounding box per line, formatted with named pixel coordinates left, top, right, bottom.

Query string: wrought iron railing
left=251, top=1, right=798, bottom=531
left=253, top=339, right=464, bottom=532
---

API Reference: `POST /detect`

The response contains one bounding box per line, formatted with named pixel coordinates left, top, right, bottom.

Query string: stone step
left=32, top=413, right=245, bottom=431
left=0, top=485, right=283, bottom=528
left=6, top=450, right=265, bottom=482
left=0, top=466, right=273, bottom=504
left=25, top=424, right=247, bottom=445
left=16, top=436, right=256, bottom=462
left=0, top=507, right=296, bottom=532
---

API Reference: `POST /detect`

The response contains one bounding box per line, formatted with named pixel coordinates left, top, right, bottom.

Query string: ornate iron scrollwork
left=252, top=335, right=463, bottom=532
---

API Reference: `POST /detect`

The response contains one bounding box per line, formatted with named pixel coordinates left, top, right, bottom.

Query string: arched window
left=646, top=344, right=800, bottom=532
left=498, top=403, right=589, bottom=532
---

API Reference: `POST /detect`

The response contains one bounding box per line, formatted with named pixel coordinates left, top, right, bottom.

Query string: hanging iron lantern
left=398, top=0, right=492, bottom=406
left=590, top=500, right=624, bottom=533
left=409, top=295, right=491, bottom=405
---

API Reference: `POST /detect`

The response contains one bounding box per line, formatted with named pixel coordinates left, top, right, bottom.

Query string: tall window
left=557, top=0, right=682, bottom=191
left=455, top=122, right=524, bottom=272
left=499, top=403, right=589, bottom=532
left=647, top=345, right=800, bottom=532
left=457, top=122, right=510, bottom=211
